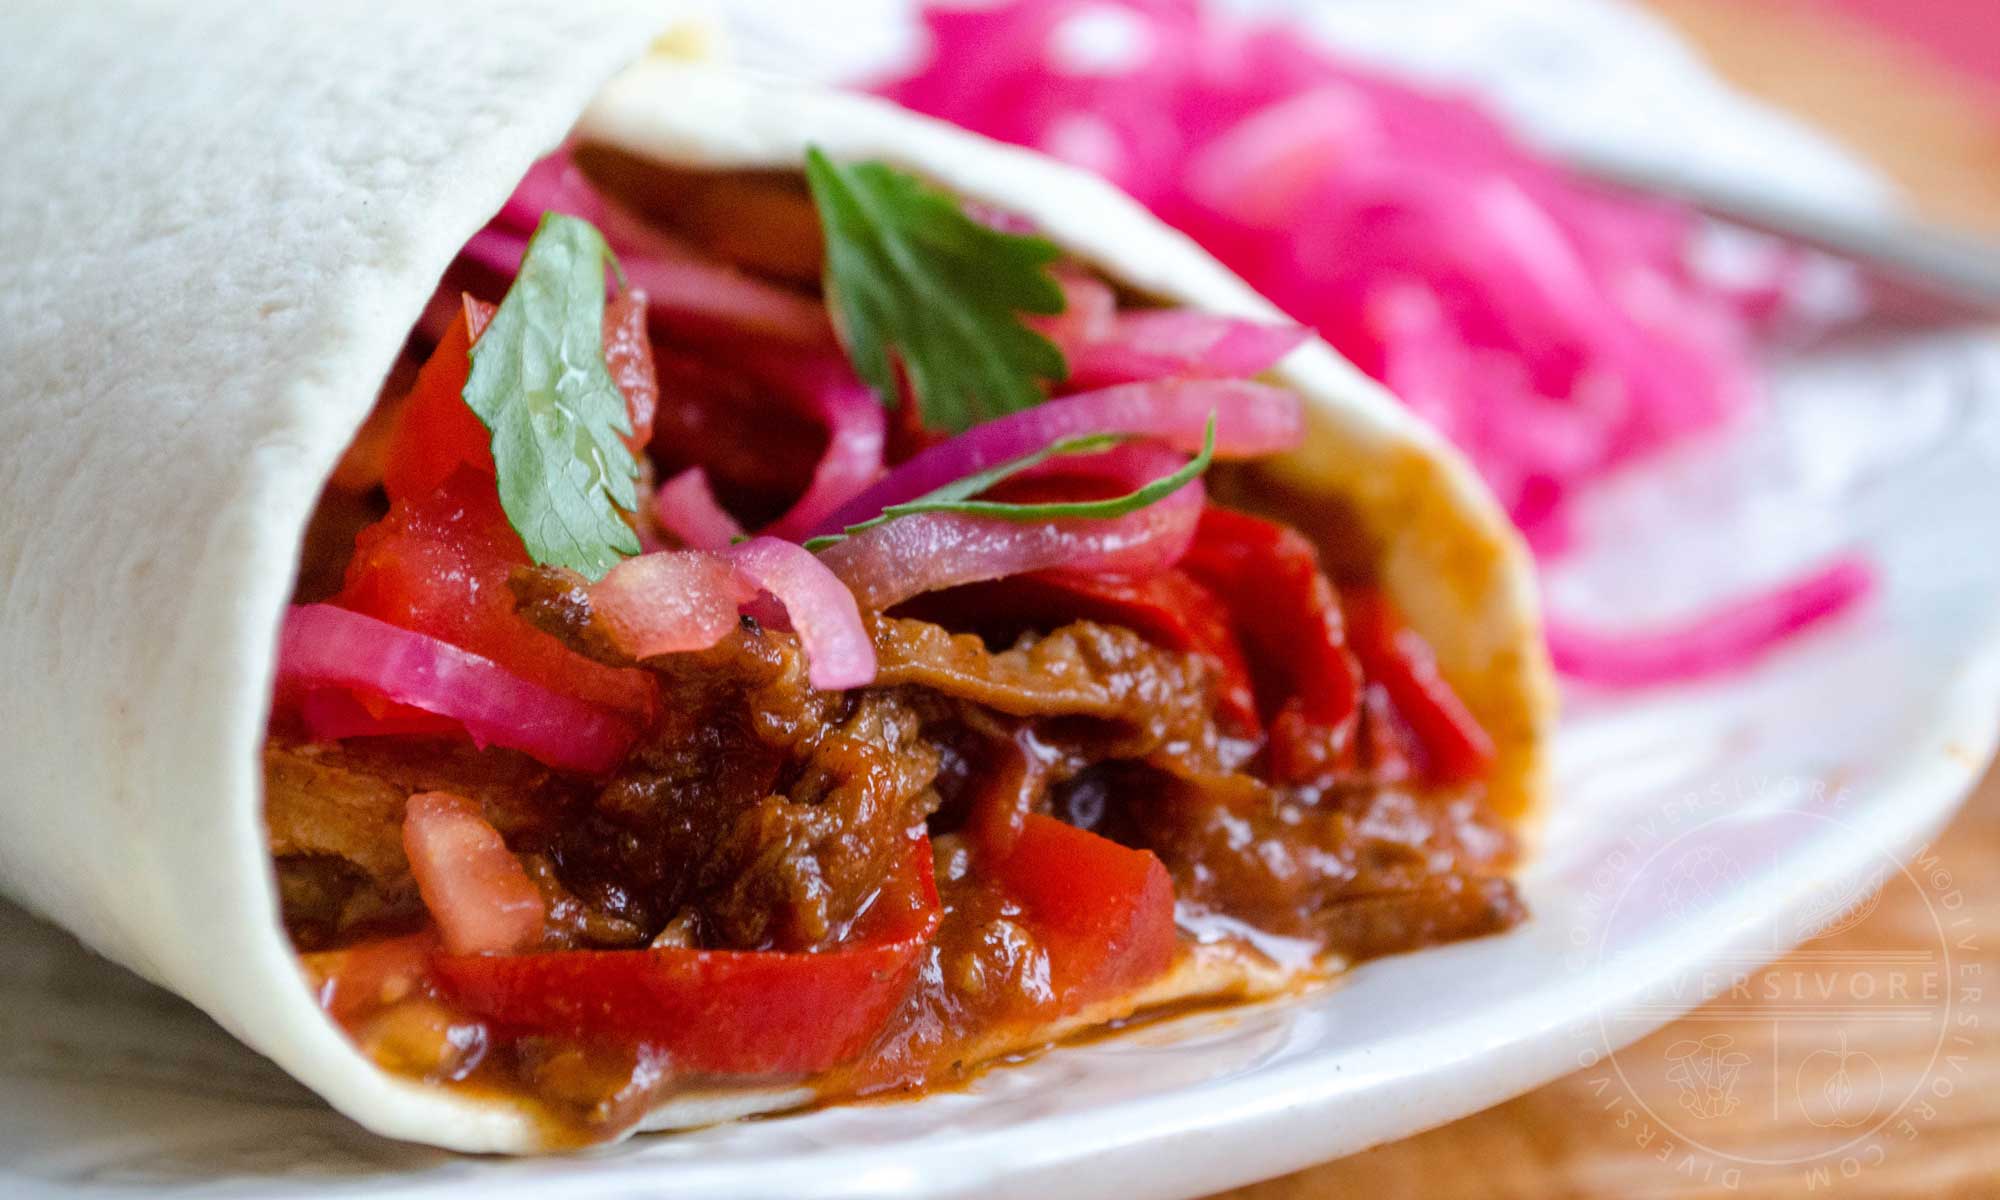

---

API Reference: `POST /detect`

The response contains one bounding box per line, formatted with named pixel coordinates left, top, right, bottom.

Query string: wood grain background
left=1212, top=2, right=2000, bottom=1195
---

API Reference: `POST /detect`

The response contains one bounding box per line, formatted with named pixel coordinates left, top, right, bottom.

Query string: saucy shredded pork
left=270, top=552, right=1524, bottom=1139
left=276, top=565, right=1517, bottom=968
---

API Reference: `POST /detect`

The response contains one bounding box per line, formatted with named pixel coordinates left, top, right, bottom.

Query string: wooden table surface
left=1213, top=2, right=2000, bottom=1196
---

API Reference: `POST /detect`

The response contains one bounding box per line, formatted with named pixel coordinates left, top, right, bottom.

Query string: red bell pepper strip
left=601, top=291, right=658, bottom=452
left=1353, top=682, right=1420, bottom=785
left=384, top=292, right=655, bottom=505
left=1177, top=506, right=1361, bottom=783
left=348, top=285, right=662, bottom=721
left=296, top=688, right=465, bottom=741
left=987, top=814, right=1177, bottom=1012
left=382, top=295, right=496, bottom=504
left=334, top=469, right=657, bottom=720
left=300, top=931, right=441, bottom=1026
left=434, top=832, right=941, bottom=1076
left=1340, top=586, right=1496, bottom=783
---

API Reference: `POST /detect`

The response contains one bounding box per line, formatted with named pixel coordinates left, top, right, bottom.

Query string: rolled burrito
left=0, top=0, right=1553, bottom=1153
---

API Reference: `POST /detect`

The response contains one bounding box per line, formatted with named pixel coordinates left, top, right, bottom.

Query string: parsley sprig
left=804, top=416, right=1216, bottom=551
left=805, top=147, right=1069, bottom=434
left=464, top=213, right=641, bottom=581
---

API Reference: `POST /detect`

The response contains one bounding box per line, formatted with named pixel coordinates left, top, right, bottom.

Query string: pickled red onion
left=619, top=237, right=839, bottom=349
left=277, top=605, right=635, bottom=775
left=654, top=468, right=745, bottom=551
left=459, top=227, right=531, bottom=280
left=725, top=538, right=878, bottom=690
left=742, top=354, right=889, bottom=542
left=820, top=472, right=1204, bottom=611
left=1546, top=558, right=1875, bottom=688
left=493, top=151, right=610, bottom=233
left=816, top=380, right=1298, bottom=536
left=472, top=156, right=837, bottom=348
left=1066, top=311, right=1309, bottom=390
left=590, top=551, right=756, bottom=661
left=878, top=0, right=1859, bottom=685
left=1029, top=269, right=1117, bottom=357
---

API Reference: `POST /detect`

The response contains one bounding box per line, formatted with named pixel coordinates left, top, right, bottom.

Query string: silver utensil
left=1572, top=152, right=2000, bottom=320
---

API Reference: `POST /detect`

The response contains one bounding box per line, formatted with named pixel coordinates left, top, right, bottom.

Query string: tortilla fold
left=0, top=0, right=1552, bottom=1152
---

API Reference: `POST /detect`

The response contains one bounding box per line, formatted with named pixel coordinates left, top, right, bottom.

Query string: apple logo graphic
left=1795, top=1032, right=1884, bottom=1129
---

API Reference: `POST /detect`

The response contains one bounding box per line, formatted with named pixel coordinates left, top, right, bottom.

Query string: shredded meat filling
left=265, top=737, right=578, bottom=947
left=270, top=565, right=1519, bottom=967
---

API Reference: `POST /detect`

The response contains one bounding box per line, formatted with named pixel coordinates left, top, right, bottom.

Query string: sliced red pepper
left=1178, top=506, right=1361, bottom=783
left=602, top=292, right=658, bottom=451
left=301, top=931, right=441, bottom=1026
left=385, top=292, right=655, bottom=505
left=987, top=814, right=1177, bottom=1012
left=1354, top=682, right=1420, bottom=785
left=434, top=832, right=941, bottom=1076
left=296, top=689, right=465, bottom=740
left=334, top=468, right=656, bottom=719
left=346, top=283, right=662, bottom=720
left=1341, top=586, right=1495, bottom=783
left=903, top=571, right=1261, bottom=736
left=382, top=296, right=496, bottom=504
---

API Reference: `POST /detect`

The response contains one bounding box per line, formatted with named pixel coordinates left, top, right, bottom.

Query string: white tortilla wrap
left=0, top=0, right=1552, bottom=1153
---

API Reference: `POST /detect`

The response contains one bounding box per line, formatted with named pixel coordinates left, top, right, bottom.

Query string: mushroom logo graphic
left=1663, top=1035, right=1753, bottom=1120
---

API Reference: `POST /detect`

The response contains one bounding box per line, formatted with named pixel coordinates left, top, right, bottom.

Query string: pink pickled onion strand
left=460, top=226, right=530, bottom=280
left=471, top=153, right=838, bottom=348
left=278, top=605, right=634, bottom=775
left=878, top=0, right=1773, bottom=536
left=1011, top=439, right=1190, bottom=490
left=1546, top=558, right=1875, bottom=688
left=724, top=538, right=878, bottom=690
left=494, top=149, right=609, bottom=233
left=816, top=379, right=1300, bottom=536
left=820, top=474, right=1205, bottom=611
left=616, top=229, right=840, bottom=349
left=654, top=468, right=747, bottom=551
left=1029, top=269, right=1118, bottom=357
left=1039, top=444, right=1206, bottom=574
left=878, top=1, right=1851, bottom=684
left=590, top=551, right=757, bottom=661
left=1066, top=311, right=1310, bottom=391
left=741, top=354, right=890, bottom=542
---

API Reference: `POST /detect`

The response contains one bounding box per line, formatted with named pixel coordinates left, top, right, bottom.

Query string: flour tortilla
left=0, top=2, right=1552, bottom=1153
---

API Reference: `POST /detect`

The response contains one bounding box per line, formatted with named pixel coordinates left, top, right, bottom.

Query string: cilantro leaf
left=463, top=213, right=641, bottom=581
left=805, top=147, right=1069, bottom=433
left=805, top=417, right=1215, bottom=551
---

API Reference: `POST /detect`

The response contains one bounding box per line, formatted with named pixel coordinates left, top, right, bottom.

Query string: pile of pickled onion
left=877, top=0, right=1873, bottom=685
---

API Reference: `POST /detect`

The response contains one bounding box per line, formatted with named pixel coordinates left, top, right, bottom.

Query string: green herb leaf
left=463, top=213, right=641, bottom=581
left=805, top=417, right=1215, bottom=551
left=805, top=147, right=1068, bottom=434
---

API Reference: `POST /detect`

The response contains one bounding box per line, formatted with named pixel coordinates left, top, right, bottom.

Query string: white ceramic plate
left=6, top=3, right=1998, bottom=1197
